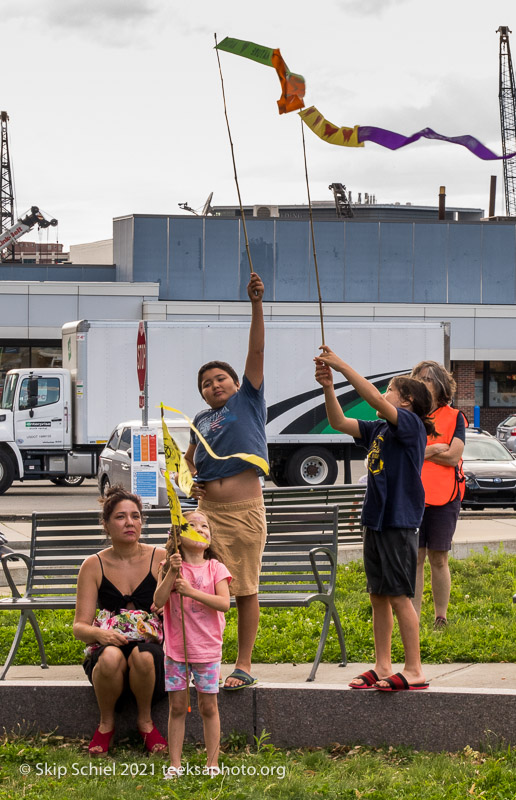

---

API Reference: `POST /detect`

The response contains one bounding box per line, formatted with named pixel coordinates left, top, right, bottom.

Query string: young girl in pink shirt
left=154, top=510, right=231, bottom=779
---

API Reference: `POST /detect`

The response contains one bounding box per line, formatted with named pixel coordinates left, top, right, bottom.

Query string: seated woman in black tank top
left=73, top=487, right=168, bottom=757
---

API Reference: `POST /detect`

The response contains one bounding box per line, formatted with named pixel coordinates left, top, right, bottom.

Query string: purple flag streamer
left=358, top=126, right=515, bottom=161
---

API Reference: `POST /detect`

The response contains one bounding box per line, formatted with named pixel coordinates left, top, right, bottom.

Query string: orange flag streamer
left=215, top=37, right=305, bottom=115
left=271, top=49, right=306, bottom=114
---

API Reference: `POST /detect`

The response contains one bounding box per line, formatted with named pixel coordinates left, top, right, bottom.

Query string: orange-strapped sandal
left=139, top=725, right=168, bottom=754
left=88, top=727, right=114, bottom=757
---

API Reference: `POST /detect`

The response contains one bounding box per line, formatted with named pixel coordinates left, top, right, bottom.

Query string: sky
left=1, top=0, right=515, bottom=249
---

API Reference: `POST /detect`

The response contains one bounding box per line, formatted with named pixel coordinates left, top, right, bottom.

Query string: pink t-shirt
left=162, top=558, right=232, bottom=663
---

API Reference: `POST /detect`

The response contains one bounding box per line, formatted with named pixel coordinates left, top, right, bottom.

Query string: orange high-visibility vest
left=422, top=405, right=466, bottom=506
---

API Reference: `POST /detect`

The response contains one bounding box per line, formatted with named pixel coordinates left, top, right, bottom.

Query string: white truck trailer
left=0, top=319, right=448, bottom=494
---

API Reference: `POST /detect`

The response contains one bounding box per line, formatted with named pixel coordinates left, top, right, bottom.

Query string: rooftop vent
left=253, top=205, right=279, bottom=218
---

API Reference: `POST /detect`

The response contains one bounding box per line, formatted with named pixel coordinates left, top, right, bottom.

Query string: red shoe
left=88, top=727, right=114, bottom=757
left=139, top=725, right=168, bottom=754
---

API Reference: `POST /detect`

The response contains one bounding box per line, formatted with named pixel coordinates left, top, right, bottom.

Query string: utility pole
left=0, top=111, right=15, bottom=260
left=497, top=27, right=516, bottom=216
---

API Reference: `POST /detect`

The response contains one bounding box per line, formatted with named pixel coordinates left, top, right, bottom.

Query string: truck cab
left=0, top=368, right=95, bottom=493
left=1, top=369, right=72, bottom=450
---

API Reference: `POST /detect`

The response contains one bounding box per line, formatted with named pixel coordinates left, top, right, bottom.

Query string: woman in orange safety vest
left=410, top=361, right=467, bottom=629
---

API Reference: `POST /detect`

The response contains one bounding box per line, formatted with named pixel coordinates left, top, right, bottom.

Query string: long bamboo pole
left=300, top=118, right=325, bottom=345
left=214, top=32, right=254, bottom=275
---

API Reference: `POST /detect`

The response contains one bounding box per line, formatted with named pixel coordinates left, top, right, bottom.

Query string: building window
left=0, top=342, right=62, bottom=402
left=488, top=361, right=516, bottom=408
left=32, top=346, right=62, bottom=370
left=0, top=347, right=30, bottom=399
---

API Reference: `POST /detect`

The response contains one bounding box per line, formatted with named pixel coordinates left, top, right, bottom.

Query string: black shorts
left=83, top=640, right=166, bottom=708
left=363, top=526, right=419, bottom=597
left=418, top=494, right=461, bottom=552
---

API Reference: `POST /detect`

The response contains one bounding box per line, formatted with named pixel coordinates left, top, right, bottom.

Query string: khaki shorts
left=199, top=496, right=266, bottom=597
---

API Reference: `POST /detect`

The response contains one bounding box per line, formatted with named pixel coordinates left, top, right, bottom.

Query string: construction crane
left=497, top=26, right=516, bottom=216
left=328, top=183, right=354, bottom=218
left=0, top=111, right=58, bottom=260
left=0, top=111, right=15, bottom=256
left=0, top=206, right=58, bottom=255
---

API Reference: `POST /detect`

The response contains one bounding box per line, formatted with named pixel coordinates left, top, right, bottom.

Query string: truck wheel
left=0, top=450, right=15, bottom=495
left=286, top=447, right=338, bottom=486
left=50, top=476, right=85, bottom=487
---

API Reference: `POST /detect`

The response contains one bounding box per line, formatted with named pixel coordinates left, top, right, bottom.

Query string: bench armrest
left=1, top=552, right=32, bottom=599
left=309, top=546, right=337, bottom=596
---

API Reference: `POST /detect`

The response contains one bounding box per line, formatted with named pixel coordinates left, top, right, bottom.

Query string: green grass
left=2, top=550, right=516, bottom=667
left=2, top=734, right=516, bottom=800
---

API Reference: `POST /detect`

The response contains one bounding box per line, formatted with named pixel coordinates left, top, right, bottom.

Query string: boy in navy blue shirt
left=185, top=273, right=267, bottom=690
left=315, top=345, right=435, bottom=692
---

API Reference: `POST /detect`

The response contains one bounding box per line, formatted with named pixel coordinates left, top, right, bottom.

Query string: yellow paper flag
left=161, top=415, right=208, bottom=544
left=162, top=404, right=269, bottom=476
left=161, top=413, right=194, bottom=497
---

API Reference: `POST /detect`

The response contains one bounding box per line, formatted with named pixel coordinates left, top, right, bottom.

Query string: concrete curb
left=2, top=681, right=516, bottom=751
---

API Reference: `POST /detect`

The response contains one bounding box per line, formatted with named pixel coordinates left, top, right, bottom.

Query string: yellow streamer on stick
left=161, top=412, right=208, bottom=544
left=161, top=413, right=194, bottom=497
left=159, top=409, right=193, bottom=712
left=162, top=404, right=269, bottom=476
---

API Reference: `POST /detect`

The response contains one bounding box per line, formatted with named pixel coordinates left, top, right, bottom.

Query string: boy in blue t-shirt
left=185, top=272, right=267, bottom=690
left=315, top=345, right=435, bottom=692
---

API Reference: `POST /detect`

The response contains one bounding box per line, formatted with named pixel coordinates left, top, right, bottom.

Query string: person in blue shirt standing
left=184, top=272, right=268, bottom=691
left=315, top=346, right=435, bottom=692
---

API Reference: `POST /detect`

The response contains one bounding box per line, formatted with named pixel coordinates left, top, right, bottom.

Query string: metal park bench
left=0, top=509, right=172, bottom=681
left=263, top=483, right=366, bottom=545
left=0, top=505, right=345, bottom=682
left=249, top=504, right=345, bottom=682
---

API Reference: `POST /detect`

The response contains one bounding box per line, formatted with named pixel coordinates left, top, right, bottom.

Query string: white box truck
left=0, top=319, right=449, bottom=494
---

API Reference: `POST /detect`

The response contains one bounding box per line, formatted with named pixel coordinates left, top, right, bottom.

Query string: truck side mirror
left=27, top=378, right=39, bottom=409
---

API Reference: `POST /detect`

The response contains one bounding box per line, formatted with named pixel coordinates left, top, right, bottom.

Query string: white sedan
left=97, top=418, right=192, bottom=507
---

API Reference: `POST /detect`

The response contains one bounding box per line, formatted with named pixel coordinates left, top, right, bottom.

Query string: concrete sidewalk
left=5, top=660, right=516, bottom=690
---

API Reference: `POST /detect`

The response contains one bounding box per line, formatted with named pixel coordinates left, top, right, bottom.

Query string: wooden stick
left=214, top=32, right=254, bottom=275
left=161, top=406, right=191, bottom=711
left=301, top=118, right=325, bottom=345
left=172, top=524, right=191, bottom=713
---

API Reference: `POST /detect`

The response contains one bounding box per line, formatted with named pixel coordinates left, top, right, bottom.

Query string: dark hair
left=410, top=361, right=456, bottom=407
left=197, top=361, right=239, bottom=396
left=99, top=485, right=143, bottom=530
left=390, top=376, right=436, bottom=437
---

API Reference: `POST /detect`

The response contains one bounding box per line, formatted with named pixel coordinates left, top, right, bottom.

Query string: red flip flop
left=349, top=669, right=379, bottom=689
left=375, top=672, right=429, bottom=692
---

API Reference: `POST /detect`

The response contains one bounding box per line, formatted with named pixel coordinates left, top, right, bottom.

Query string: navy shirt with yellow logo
left=355, top=408, right=427, bottom=532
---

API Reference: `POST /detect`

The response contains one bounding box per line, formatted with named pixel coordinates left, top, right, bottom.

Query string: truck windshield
left=1, top=374, right=18, bottom=410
